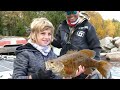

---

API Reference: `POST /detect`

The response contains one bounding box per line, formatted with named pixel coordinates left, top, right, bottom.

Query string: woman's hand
left=75, top=65, right=85, bottom=77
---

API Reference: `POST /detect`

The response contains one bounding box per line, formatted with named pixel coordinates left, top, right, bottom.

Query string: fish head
left=45, top=60, right=64, bottom=74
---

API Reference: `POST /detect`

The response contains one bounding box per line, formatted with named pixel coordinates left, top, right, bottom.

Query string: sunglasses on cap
left=65, top=11, right=77, bottom=15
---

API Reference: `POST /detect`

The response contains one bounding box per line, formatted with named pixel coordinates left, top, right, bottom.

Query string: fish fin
left=66, top=50, right=78, bottom=54
left=84, top=68, right=93, bottom=75
left=97, top=60, right=112, bottom=78
left=79, top=49, right=96, bottom=58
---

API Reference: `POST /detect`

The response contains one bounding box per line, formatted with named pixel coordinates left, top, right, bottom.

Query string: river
left=110, top=61, right=120, bottom=79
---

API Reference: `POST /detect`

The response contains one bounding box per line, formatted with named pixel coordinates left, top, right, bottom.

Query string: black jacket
left=52, top=19, right=101, bottom=60
left=12, top=43, right=61, bottom=79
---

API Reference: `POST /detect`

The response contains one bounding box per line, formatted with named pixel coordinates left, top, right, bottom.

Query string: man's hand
left=63, top=65, right=85, bottom=79
left=75, top=65, right=85, bottom=77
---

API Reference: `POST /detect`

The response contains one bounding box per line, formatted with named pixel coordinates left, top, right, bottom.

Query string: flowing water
left=110, top=61, right=120, bottom=79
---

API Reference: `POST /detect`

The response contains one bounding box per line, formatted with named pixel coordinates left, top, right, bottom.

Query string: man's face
left=65, top=11, right=79, bottom=23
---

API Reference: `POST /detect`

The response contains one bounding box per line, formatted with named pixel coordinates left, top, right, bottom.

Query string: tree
left=112, top=19, right=120, bottom=37
left=85, top=11, right=105, bottom=39
left=104, top=19, right=116, bottom=37
left=38, top=11, right=65, bottom=35
left=1, top=11, right=23, bottom=36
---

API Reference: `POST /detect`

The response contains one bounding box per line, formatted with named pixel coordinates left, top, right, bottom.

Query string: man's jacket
left=52, top=19, right=101, bottom=60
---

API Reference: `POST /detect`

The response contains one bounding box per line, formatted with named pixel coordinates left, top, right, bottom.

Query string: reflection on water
left=110, top=62, right=120, bottom=79
left=111, top=67, right=120, bottom=79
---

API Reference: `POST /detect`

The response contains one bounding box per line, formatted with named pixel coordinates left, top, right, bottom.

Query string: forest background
left=0, top=11, right=119, bottom=39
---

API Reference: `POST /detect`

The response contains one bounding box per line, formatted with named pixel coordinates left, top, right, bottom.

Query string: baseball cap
left=65, top=11, right=78, bottom=15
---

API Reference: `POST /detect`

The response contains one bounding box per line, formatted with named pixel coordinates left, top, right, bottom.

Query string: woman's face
left=66, top=11, right=79, bottom=23
left=36, top=29, right=52, bottom=46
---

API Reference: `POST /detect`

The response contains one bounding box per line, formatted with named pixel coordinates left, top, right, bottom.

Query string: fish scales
left=45, top=49, right=112, bottom=78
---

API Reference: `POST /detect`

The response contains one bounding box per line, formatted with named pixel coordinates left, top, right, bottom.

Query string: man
left=52, top=11, right=101, bottom=60
left=51, top=11, right=112, bottom=79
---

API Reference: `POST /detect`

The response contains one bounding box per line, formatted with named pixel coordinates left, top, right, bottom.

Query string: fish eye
left=52, top=67, right=54, bottom=68
left=51, top=61, right=54, bottom=63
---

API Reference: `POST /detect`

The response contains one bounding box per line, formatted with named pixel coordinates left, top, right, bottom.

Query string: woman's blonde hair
left=28, top=17, right=55, bottom=43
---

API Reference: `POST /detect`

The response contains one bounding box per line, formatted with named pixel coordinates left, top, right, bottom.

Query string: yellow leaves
left=104, top=20, right=116, bottom=37
left=85, top=11, right=104, bottom=39
left=85, top=11, right=118, bottom=39
left=113, top=21, right=120, bottom=36
left=97, top=28, right=105, bottom=39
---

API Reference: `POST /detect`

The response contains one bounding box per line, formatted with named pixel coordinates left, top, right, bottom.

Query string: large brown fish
left=45, top=49, right=112, bottom=78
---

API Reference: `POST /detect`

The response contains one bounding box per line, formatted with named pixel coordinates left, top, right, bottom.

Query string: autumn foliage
left=0, top=11, right=119, bottom=39
left=85, top=11, right=120, bottom=39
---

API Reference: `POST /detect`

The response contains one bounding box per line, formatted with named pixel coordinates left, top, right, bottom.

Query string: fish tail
left=97, top=60, right=112, bottom=78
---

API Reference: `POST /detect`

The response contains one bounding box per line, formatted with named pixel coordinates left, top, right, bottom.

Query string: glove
left=72, top=73, right=88, bottom=79
left=31, top=68, right=54, bottom=79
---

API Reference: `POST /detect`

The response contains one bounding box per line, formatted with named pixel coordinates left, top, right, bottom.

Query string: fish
left=45, top=49, right=112, bottom=78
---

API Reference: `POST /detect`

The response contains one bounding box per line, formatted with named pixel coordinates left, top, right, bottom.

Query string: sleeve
left=51, top=24, right=62, bottom=48
left=52, top=75, right=62, bottom=79
left=86, top=25, right=102, bottom=60
left=12, top=52, right=29, bottom=79
left=72, top=73, right=88, bottom=79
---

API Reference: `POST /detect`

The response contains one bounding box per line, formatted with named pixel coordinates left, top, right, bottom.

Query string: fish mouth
left=45, top=61, right=58, bottom=74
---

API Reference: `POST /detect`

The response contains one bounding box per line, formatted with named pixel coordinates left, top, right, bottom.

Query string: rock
left=113, top=37, right=120, bottom=42
left=115, top=39, right=120, bottom=48
left=118, top=47, right=120, bottom=51
left=100, top=37, right=114, bottom=51
left=111, top=47, right=118, bottom=52
left=105, top=52, right=120, bottom=62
